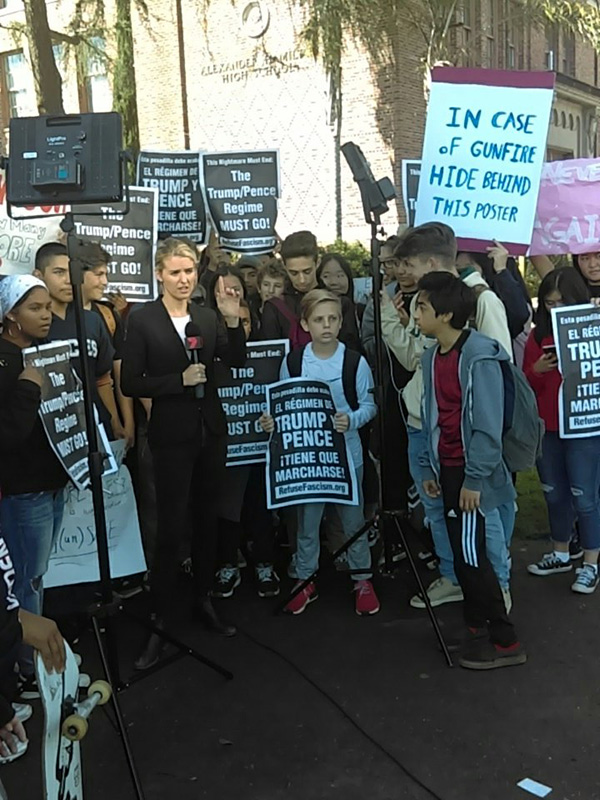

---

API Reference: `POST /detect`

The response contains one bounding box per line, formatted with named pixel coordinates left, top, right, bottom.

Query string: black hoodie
left=0, top=338, right=68, bottom=495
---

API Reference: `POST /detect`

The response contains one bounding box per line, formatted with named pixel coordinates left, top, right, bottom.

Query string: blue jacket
left=419, top=330, right=516, bottom=512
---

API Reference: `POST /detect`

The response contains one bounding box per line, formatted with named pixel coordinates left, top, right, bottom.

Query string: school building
left=0, top=0, right=598, bottom=244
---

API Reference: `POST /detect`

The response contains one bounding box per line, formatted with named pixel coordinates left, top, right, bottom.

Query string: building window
left=459, top=0, right=477, bottom=67
left=545, top=23, right=558, bottom=71
left=482, top=0, right=498, bottom=67
left=505, top=1, right=524, bottom=70
left=79, top=37, right=111, bottom=113
left=562, top=30, right=576, bottom=77
left=1, top=51, right=36, bottom=119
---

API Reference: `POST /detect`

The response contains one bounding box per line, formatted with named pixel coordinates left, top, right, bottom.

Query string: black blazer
left=121, top=300, right=246, bottom=447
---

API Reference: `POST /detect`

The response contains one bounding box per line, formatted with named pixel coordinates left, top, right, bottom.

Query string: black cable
left=238, top=624, right=445, bottom=800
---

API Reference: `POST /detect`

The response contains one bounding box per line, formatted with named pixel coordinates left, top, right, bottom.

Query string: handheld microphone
left=185, top=321, right=205, bottom=400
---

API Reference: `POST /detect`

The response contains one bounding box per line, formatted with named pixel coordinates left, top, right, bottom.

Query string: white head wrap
left=0, top=275, right=47, bottom=321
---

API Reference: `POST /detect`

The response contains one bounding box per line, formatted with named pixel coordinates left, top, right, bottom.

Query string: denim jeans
left=537, top=431, right=600, bottom=551
left=296, top=468, right=371, bottom=580
left=407, top=426, right=512, bottom=588
left=0, top=490, right=65, bottom=674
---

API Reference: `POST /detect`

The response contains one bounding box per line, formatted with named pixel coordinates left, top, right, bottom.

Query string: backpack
left=271, top=297, right=312, bottom=350
left=499, top=360, right=545, bottom=472
left=94, top=301, right=117, bottom=340
left=286, top=345, right=361, bottom=411
left=466, top=285, right=543, bottom=470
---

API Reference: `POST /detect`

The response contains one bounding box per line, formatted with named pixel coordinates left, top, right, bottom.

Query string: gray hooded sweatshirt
left=419, top=329, right=516, bottom=513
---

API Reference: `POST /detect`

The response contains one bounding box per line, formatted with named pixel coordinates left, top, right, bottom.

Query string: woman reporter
left=121, top=238, right=246, bottom=670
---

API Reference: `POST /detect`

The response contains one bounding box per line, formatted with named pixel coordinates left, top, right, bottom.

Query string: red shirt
left=434, top=332, right=468, bottom=466
left=523, top=330, right=560, bottom=432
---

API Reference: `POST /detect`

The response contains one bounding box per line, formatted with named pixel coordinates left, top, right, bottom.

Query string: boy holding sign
left=260, top=290, right=379, bottom=615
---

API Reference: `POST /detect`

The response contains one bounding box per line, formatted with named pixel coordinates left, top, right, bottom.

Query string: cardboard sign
left=415, top=67, right=554, bottom=254
left=552, top=304, right=600, bottom=438
left=218, top=339, right=289, bottom=466
left=137, top=151, right=207, bottom=244
left=22, top=342, right=116, bottom=489
left=401, top=159, right=421, bottom=227
left=530, top=158, right=600, bottom=255
left=201, top=150, right=280, bottom=253
left=265, top=378, right=358, bottom=509
left=72, top=187, right=158, bottom=303
left=45, top=441, right=147, bottom=588
left=0, top=170, right=67, bottom=276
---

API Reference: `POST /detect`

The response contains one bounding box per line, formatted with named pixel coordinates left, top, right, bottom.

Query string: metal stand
left=61, top=213, right=233, bottom=799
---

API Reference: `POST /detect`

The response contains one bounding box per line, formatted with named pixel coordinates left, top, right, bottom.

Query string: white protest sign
left=0, top=170, right=67, bottom=276
left=45, top=440, right=146, bottom=588
left=415, top=67, right=554, bottom=253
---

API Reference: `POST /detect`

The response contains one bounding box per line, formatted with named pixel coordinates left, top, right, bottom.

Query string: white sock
left=584, top=562, right=598, bottom=573
left=554, top=550, right=570, bottom=563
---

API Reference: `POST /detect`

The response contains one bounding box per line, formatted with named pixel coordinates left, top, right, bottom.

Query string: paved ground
left=4, top=528, right=600, bottom=800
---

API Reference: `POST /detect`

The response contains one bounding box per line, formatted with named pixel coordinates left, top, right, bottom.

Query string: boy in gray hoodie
left=415, top=272, right=526, bottom=670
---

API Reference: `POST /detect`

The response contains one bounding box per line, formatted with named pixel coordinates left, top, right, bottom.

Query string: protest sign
left=530, top=158, right=600, bottom=256
left=22, top=342, right=116, bottom=489
left=218, top=339, right=289, bottom=467
left=265, top=378, right=358, bottom=509
left=72, top=187, right=158, bottom=303
left=201, top=150, right=280, bottom=253
left=401, top=159, right=421, bottom=227
left=415, top=67, right=554, bottom=254
left=137, top=151, right=207, bottom=244
left=0, top=170, right=67, bottom=276
left=552, top=304, right=600, bottom=438
left=45, top=440, right=147, bottom=588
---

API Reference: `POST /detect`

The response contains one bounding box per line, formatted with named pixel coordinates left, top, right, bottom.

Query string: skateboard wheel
left=88, top=680, right=112, bottom=705
left=63, top=714, right=88, bottom=741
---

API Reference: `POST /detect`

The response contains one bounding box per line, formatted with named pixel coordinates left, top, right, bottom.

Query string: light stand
left=278, top=144, right=452, bottom=666
left=4, top=113, right=234, bottom=800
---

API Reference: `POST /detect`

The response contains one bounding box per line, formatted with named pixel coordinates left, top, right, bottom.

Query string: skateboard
left=35, top=643, right=112, bottom=800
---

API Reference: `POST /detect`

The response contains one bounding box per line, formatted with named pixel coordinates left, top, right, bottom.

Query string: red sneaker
left=354, top=580, right=380, bottom=615
left=284, top=582, right=318, bottom=615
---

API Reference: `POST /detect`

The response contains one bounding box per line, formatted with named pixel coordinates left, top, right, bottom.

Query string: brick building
left=0, top=0, right=598, bottom=245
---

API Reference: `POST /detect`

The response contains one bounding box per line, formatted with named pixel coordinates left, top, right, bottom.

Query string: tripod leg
left=91, top=616, right=147, bottom=800
left=392, top=517, right=453, bottom=667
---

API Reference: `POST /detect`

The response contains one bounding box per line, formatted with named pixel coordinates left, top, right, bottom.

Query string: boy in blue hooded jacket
left=415, top=272, right=526, bottom=670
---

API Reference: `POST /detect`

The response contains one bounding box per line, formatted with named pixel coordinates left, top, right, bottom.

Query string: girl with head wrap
left=0, top=275, right=68, bottom=691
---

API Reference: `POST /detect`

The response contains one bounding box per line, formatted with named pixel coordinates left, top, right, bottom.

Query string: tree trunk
left=22, top=0, right=64, bottom=114
left=112, top=0, right=140, bottom=164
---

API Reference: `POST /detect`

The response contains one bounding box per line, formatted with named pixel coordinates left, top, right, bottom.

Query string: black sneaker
left=212, top=566, right=241, bottom=598
left=459, top=640, right=527, bottom=670
left=527, top=553, right=573, bottom=576
left=255, top=563, right=280, bottom=597
left=569, top=539, right=584, bottom=560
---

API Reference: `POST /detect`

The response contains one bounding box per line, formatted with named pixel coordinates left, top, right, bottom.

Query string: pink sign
left=530, top=158, right=600, bottom=255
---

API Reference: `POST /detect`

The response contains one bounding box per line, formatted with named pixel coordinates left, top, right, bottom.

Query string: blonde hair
left=300, top=288, right=342, bottom=321
left=155, top=237, right=198, bottom=271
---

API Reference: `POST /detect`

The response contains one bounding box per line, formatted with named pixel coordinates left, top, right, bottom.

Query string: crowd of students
left=0, top=219, right=599, bottom=768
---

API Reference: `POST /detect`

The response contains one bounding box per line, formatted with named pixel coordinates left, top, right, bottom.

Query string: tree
left=112, top=0, right=140, bottom=160
left=301, top=0, right=600, bottom=100
left=22, top=0, right=64, bottom=114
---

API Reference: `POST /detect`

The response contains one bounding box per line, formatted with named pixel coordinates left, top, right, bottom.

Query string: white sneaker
left=410, top=577, right=464, bottom=608
left=0, top=735, right=28, bottom=764
left=12, top=702, right=32, bottom=723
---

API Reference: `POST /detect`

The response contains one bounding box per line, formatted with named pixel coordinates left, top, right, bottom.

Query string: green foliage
left=112, top=0, right=140, bottom=163
left=320, top=238, right=370, bottom=275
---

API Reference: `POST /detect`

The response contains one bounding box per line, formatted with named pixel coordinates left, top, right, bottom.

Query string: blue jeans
left=0, top=490, right=65, bottom=616
left=407, top=426, right=512, bottom=588
left=0, top=490, right=65, bottom=674
left=296, top=468, right=371, bottom=580
left=537, top=432, right=600, bottom=551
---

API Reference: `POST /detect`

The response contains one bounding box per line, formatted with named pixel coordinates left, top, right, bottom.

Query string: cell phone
left=542, top=344, right=557, bottom=357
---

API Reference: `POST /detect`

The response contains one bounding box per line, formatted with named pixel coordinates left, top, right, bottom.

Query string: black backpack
left=286, top=346, right=361, bottom=411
